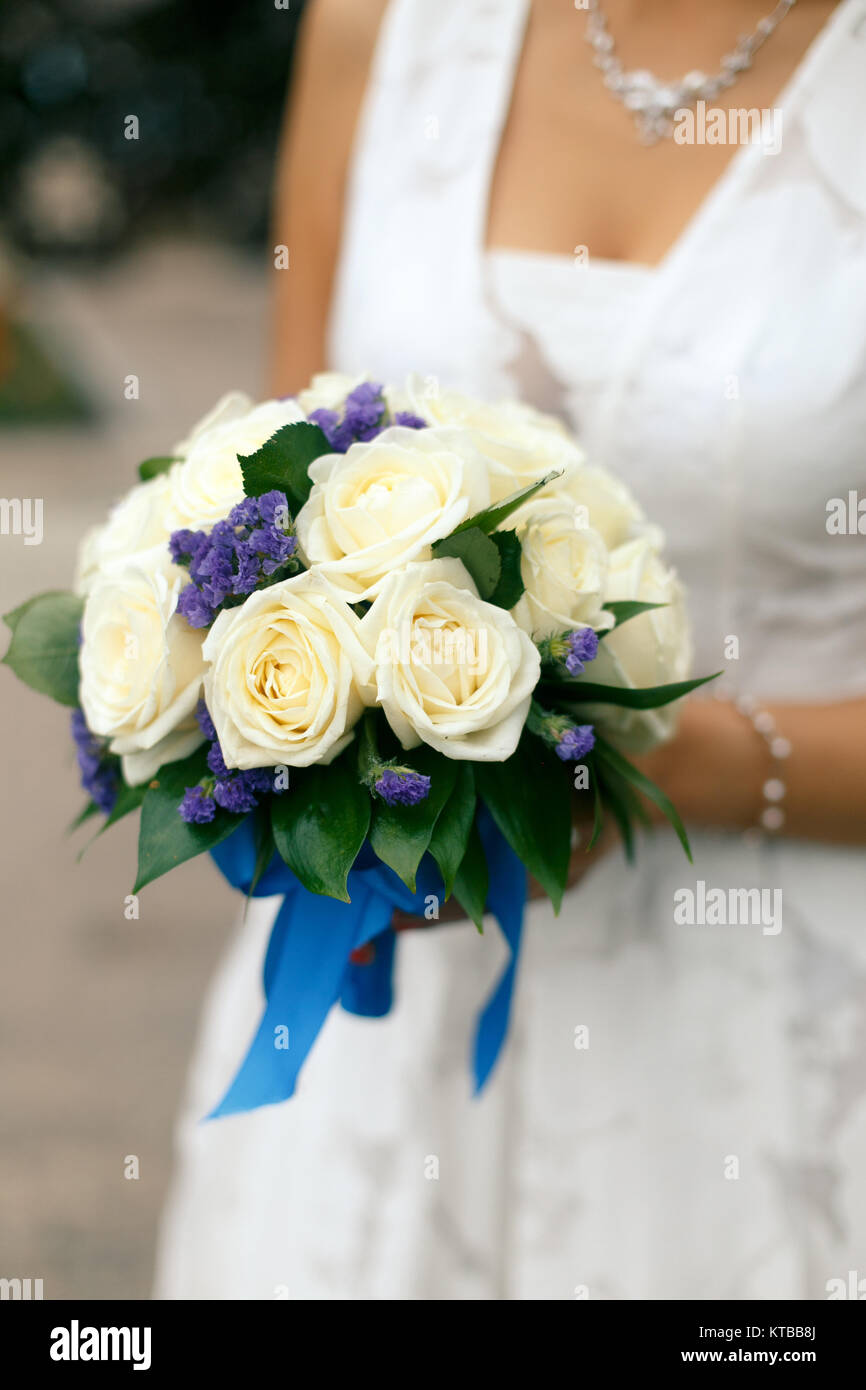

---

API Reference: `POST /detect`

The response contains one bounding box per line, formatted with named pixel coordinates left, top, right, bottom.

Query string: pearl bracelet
left=734, top=694, right=791, bottom=841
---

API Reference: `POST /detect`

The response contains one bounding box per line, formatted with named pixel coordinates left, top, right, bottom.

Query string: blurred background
left=0, top=0, right=304, bottom=1298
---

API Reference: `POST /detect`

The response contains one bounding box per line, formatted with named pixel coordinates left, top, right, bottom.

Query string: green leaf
left=448, top=471, right=560, bottom=537
left=137, top=455, right=177, bottom=482
left=134, top=750, right=237, bottom=892
left=594, top=735, right=693, bottom=862
left=104, top=778, right=147, bottom=829
left=247, top=805, right=277, bottom=901
left=369, top=748, right=457, bottom=892
left=4, top=590, right=57, bottom=635
left=542, top=671, right=721, bottom=710
left=432, top=526, right=501, bottom=599
left=487, top=530, right=525, bottom=609
left=453, top=818, right=489, bottom=932
left=586, top=769, right=604, bottom=852
left=433, top=526, right=525, bottom=610
left=68, top=800, right=99, bottom=834
left=78, top=778, right=148, bottom=861
left=595, top=764, right=636, bottom=863
left=475, top=733, right=571, bottom=912
left=271, top=754, right=370, bottom=901
left=428, top=764, right=476, bottom=899
left=239, top=421, right=331, bottom=511
left=2, top=590, right=83, bottom=706
left=601, top=600, right=668, bottom=630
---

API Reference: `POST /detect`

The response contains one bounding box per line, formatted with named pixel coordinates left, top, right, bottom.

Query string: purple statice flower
left=180, top=702, right=285, bottom=822
left=206, top=741, right=230, bottom=778
left=212, top=763, right=282, bottom=812
left=537, top=626, right=600, bottom=678
left=213, top=778, right=260, bottom=815
left=179, top=785, right=216, bottom=824
left=554, top=723, right=596, bottom=762
left=342, top=381, right=386, bottom=441
left=195, top=699, right=217, bottom=742
left=257, top=490, right=291, bottom=528
left=176, top=583, right=216, bottom=628
left=393, top=411, right=427, bottom=430
left=242, top=767, right=278, bottom=795
left=170, top=490, right=299, bottom=629
left=371, top=763, right=432, bottom=806
left=307, top=381, right=428, bottom=453
left=70, top=708, right=119, bottom=814
left=527, top=700, right=595, bottom=762
left=169, top=527, right=208, bottom=567
left=308, top=407, right=355, bottom=453
left=564, top=627, right=599, bottom=676
left=227, top=496, right=261, bottom=528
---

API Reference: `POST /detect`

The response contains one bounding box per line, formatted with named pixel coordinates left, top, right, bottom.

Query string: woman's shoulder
left=289, top=0, right=390, bottom=175
left=298, top=0, right=389, bottom=75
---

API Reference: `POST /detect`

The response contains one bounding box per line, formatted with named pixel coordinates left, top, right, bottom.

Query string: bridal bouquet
left=3, top=374, right=711, bottom=1113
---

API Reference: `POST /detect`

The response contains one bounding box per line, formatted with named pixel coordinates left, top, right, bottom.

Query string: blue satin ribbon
left=207, top=815, right=526, bottom=1118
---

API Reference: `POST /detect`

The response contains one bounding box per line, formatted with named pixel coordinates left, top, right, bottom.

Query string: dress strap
left=328, top=0, right=530, bottom=390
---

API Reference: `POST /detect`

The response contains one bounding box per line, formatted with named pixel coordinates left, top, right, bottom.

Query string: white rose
left=171, top=390, right=256, bottom=457
left=508, top=496, right=610, bottom=640
left=297, top=372, right=368, bottom=416
left=295, top=425, right=491, bottom=600
left=360, top=557, right=540, bottom=761
left=74, top=473, right=174, bottom=596
left=573, top=536, right=693, bottom=753
left=202, top=571, right=372, bottom=770
left=401, top=374, right=583, bottom=502
left=547, top=462, right=649, bottom=550
left=80, top=558, right=207, bottom=785
left=167, top=396, right=305, bottom=531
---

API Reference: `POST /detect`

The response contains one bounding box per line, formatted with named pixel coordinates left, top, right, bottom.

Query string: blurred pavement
left=0, top=238, right=269, bottom=1298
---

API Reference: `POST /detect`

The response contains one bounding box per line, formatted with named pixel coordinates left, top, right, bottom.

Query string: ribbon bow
left=207, top=814, right=526, bottom=1117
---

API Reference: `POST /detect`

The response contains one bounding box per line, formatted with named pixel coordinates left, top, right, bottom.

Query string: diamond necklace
left=583, top=0, right=798, bottom=144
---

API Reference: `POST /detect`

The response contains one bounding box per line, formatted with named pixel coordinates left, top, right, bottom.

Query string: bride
left=155, top=0, right=866, bottom=1299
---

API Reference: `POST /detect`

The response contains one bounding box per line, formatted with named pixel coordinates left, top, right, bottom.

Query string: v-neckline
left=480, top=0, right=854, bottom=280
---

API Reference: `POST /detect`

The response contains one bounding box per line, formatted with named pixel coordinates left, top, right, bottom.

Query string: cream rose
left=400, top=374, right=583, bottom=502
left=166, top=396, right=306, bottom=531
left=294, top=426, right=491, bottom=600
left=79, top=558, right=206, bottom=784
left=571, top=536, right=693, bottom=752
left=171, top=390, right=256, bottom=457
left=360, top=557, right=540, bottom=761
left=547, top=462, right=648, bottom=550
left=297, top=371, right=368, bottom=416
left=508, top=495, right=611, bottom=640
left=202, top=571, right=372, bottom=770
left=75, top=473, right=174, bottom=596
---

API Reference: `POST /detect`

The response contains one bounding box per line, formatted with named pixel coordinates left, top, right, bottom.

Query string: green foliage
left=2, top=591, right=83, bottom=706
left=271, top=754, right=370, bottom=901
left=137, top=456, right=177, bottom=482
left=239, top=422, right=331, bottom=510
left=475, top=734, right=571, bottom=911
left=134, top=750, right=237, bottom=891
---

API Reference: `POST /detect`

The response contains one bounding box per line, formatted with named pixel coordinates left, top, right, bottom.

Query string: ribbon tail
left=472, top=819, right=527, bottom=1094
left=340, top=857, right=442, bottom=1019
left=207, top=877, right=393, bottom=1119
left=341, top=927, right=396, bottom=1017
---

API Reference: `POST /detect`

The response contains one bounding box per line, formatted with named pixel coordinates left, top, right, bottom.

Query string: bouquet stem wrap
left=207, top=815, right=526, bottom=1118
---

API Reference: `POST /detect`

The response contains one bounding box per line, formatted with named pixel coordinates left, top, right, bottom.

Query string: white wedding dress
left=155, top=0, right=866, bottom=1300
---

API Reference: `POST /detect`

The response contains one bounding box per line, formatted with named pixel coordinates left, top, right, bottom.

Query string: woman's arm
left=268, top=0, right=388, bottom=397
left=637, top=695, right=866, bottom=845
